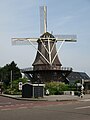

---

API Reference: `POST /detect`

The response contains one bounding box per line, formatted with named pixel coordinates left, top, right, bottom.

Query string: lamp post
left=37, top=73, right=40, bottom=98
left=11, top=70, right=13, bottom=89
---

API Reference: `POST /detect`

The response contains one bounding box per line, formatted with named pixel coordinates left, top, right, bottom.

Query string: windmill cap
left=40, top=32, right=55, bottom=38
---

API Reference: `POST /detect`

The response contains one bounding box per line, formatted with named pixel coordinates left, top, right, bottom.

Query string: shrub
left=3, top=78, right=27, bottom=95
left=45, top=82, right=69, bottom=95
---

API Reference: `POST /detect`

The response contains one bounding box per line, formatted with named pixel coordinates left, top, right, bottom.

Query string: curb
left=56, top=99, right=78, bottom=102
left=0, top=94, right=79, bottom=102
left=0, top=94, right=48, bottom=101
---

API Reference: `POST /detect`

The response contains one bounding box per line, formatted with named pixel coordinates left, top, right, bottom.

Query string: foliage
left=0, top=61, right=27, bottom=94
left=3, top=78, right=28, bottom=95
left=68, top=84, right=77, bottom=91
left=0, top=61, right=22, bottom=86
left=45, top=82, right=69, bottom=95
left=45, top=82, right=77, bottom=95
left=74, top=80, right=80, bottom=84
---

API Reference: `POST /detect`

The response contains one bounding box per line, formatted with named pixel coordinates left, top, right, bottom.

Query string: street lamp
left=37, top=73, right=40, bottom=98
left=11, top=70, right=13, bottom=89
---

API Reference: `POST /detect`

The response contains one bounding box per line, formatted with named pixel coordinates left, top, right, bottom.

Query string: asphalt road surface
left=0, top=96, right=90, bottom=120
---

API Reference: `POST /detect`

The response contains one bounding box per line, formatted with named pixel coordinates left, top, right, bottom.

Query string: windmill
left=12, top=6, right=77, bottom=83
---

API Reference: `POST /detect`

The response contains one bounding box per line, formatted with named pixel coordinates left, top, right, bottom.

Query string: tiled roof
left=67, top=72, right=90, bottom=84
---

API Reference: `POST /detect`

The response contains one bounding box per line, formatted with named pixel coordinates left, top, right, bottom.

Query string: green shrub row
left=45, top=82, right=77, bottom=95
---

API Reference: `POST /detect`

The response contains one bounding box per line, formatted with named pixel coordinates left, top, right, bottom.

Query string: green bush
left=45, top=82, right=69, bottom=95
left=68, top=84, right=77, bottom=91
left=3, top=78, right=27, bottom=95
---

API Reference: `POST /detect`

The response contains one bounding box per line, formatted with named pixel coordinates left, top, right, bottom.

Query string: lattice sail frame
left=12, top=34, right=77, bottom=65
left=12, top=5, right=77, bottom=66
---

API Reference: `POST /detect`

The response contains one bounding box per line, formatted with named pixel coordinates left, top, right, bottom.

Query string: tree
left=0, top=61, right=21, bottom=86
left=9, top=61, right=21, bottom=80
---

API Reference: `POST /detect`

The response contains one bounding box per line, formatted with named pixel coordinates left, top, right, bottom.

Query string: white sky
left=0, top=0, right=90, bottom=76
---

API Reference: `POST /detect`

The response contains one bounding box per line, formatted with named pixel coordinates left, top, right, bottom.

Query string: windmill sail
left=55, top=35, right=77, bottom=42
left=40, top=6, right=47, bottom=35
left=12, top=38, right=38, bottom=45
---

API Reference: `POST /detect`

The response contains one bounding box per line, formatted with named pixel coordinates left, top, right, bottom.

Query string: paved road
left=0, top=95, right=68, bottom=110
left=0, top=96, right=90, bottom=120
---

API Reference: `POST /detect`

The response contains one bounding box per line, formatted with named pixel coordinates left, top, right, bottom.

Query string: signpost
left=80, top=79, right=84, bottom=98
left=19, top=82, right=22, bottom=90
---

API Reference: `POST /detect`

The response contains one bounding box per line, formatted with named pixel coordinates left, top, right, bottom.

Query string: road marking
left=80, top=99, right=90, bottom=102
left=0, top=102, right=11, bottom=105
left=1, top=106, right=28, bottom=111
left=0, top=103, right=34, bottom=111
left=1, top=108, right=12, bottom=111
left=18, top=107, right=28, bottom=109
left=75, top=106, right=90, bottom=109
